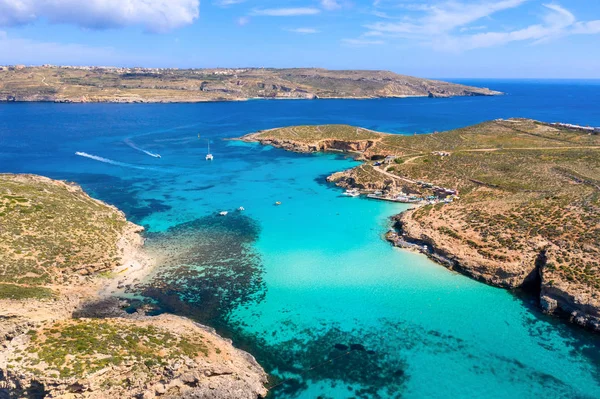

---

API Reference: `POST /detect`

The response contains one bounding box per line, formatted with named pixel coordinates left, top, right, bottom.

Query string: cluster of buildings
left=0, top=65, right=251, bottom=77
left=416, top=181, right=458, bottom=196
left=366, top=190, right=457, bottom=205
left=549, top=122, right=600, bottom=134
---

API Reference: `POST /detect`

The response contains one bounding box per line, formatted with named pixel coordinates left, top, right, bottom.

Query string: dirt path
left=373, top=166, right=417, bottom=185
left=459, top=146, right=600, bottom=152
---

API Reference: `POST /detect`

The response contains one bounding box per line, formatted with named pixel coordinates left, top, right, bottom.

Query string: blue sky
left=0, top=0, right=599, bottom=78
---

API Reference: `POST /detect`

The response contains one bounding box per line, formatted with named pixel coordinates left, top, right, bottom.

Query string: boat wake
left=125, top=139, right=161, bottom=158
left=75, top=152, right=149, bottom=170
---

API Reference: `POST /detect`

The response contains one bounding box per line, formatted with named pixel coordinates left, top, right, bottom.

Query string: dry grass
left=0, top=174, right=127, bottom=289
left=0, top=66, right=499, bottom=102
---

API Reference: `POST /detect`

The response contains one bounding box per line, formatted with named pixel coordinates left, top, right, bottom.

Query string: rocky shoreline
left=238, top=121, right=600, bottom=333
left=385, top=212, right=600, bottom=332
left=0, top=175, right=269, bottom=398
left=0, top=66, right=502, bottom=104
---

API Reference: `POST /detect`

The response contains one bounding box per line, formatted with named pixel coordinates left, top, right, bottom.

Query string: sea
left=1, top=79, right=599, bottom=398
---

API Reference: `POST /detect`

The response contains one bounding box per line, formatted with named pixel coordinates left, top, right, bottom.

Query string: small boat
left=343, top=189, right=360, bottom=197
left=219, top=211, right=228, bottom=216
left=275, top=201, right=282, bottom=206
left=238, top=206, right=245, bottom=211
left=205, top=139, right=213, bottom=161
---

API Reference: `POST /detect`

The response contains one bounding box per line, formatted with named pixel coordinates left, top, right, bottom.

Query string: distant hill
left=0, top=66, right=501, bottom=103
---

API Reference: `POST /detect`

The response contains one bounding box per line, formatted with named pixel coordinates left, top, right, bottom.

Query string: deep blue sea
left=1, top=80, right=600, bottom=398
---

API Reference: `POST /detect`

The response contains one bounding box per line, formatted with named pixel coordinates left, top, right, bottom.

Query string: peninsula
left=0, top=174, right=268, bottom=398
left=0, top=65, right=500, bottom=103
left=240, top=120, right=600, bottom=331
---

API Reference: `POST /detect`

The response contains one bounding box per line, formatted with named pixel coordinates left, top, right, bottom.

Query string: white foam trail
left=75, top=152, right=148, bottom=170
left=125, top=139, right=161, bottom=158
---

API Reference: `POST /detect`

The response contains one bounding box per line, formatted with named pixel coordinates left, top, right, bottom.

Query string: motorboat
left=343, top=189, right=360, bottom=197
left=219, top=211, right=228, bottom=216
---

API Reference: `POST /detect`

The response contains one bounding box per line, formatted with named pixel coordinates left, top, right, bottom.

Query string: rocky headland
left=239, top=120, right=600, bottom=332
left=0, top=174, right=268, bottom=398
left=0, top=66, right=501, bottom=103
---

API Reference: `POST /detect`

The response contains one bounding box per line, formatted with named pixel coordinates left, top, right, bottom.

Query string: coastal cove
left=1, top=80, right=600, bottom=398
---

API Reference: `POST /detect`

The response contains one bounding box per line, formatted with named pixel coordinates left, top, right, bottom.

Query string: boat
left=343, top=189, right=360, bottom=197
left=205, top=138, right=213, bottom=161
left=238, top=206, right=245, bottom=211
left=275, top=201, right=282, bottom=206
left=219, top=211, right=228, bottom=216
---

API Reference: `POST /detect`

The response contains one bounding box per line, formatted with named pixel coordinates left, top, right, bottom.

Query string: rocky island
left=0, top=174, right=268, bottom=398
left=0, top=65, right=500, bottom=103
left=239, top=120, right=600, bottom=331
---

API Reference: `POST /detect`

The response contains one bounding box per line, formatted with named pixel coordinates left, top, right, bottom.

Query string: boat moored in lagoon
left=343, top=188, right=361, bottom=197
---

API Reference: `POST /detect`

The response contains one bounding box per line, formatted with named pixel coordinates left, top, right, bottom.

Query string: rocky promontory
left=0, top=174, right=268, bottom=398
left=239, top=120, right=600, bottom=332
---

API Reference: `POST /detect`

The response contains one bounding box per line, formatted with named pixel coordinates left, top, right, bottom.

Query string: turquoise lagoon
left=1, top=80, right=600, bottom=398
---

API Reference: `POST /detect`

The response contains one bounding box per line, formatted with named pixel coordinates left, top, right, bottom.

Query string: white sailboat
left=206, top=139, right=213, bottom=161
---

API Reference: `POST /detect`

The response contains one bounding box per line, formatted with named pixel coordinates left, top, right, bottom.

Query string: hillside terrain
left=240, top=119, right=600, bottom=331
left=0, top=66, right=500, bottom=103
left=0, top=174, right=267, bottom=398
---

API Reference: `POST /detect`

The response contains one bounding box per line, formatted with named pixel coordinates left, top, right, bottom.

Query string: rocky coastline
left=0, top=174, right=268, bottom=398
left=385, top=212, right=600, bottom=331
left=238, top=121, right=600, bottom=333
left=0, top=66, right=502, bottom=104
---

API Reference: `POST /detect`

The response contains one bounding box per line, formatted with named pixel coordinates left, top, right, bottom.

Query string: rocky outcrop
left=388, top=211, right=600, bottom=332
left=0, top=174, right=269, bottom=398
left=240, top=133, right=378, bottom=156
left=2, top=315, right=268, bottom=399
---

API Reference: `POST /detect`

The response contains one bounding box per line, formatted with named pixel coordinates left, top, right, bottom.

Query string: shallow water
left=1, top=79, right=599, bottom=398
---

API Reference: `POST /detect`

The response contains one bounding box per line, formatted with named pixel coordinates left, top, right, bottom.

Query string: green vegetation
left=17, top=319, right=208, bottom=379
left=256, top=124, right=381, bottom=143
left=0, top=283, right=55, bottom=300
left=0, top=174, right=127, bottom=287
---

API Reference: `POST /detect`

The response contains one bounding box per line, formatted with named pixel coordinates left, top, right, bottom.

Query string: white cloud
left=431, top=4, right=595, bottom=51
left=321, top=0, right=341, bottom=11
left=341, top=38, right=384, bottom=46
left=214, top=0, right=245, bottom=7
left=285, top=27, right=319, bottom=34
left=365, top=0, right=527, bottom=36
left=0, top=0, right=200, bottom=33
left=364, top=1, right=600, bottom=52
left=250, top=8, right=321, bottom=17
left=460, top=25, right=487, bottom=32
left=572, top=20, right=600, bottom=35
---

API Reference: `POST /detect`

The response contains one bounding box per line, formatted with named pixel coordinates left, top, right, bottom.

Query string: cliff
left=239, top=120, right=600, bottom=332
left=0, top=174, right=268, bottom=398
left=0, top=66, right=501, bottom=103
